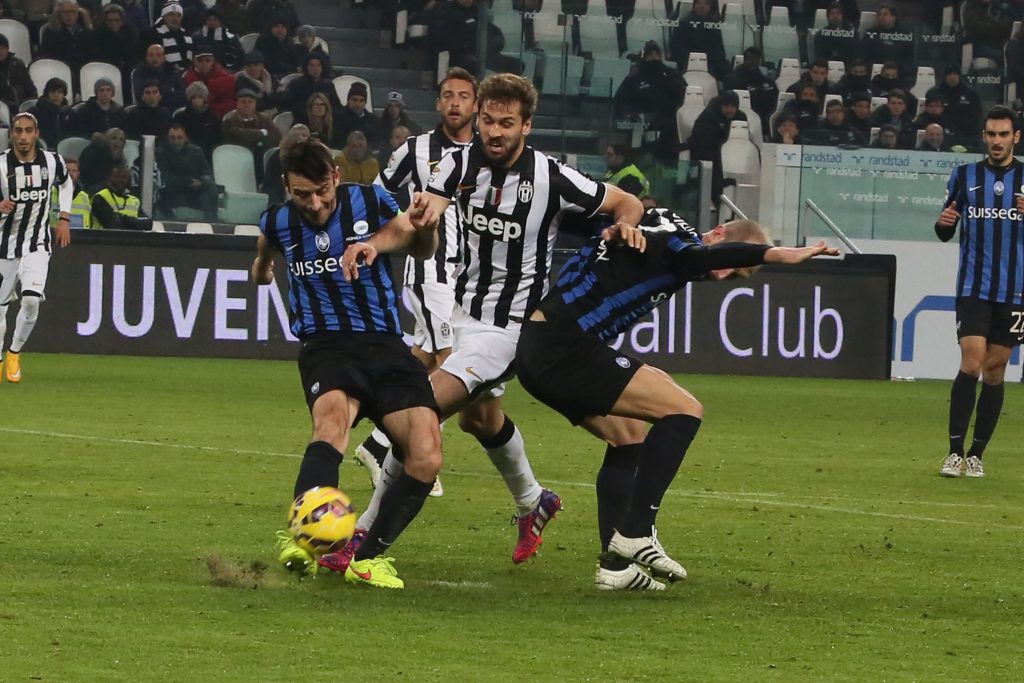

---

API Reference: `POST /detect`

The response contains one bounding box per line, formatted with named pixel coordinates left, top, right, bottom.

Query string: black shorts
left=955, top=297, right=1024, bottom=347
left=297, top=331, right=439, bottom=423
left=515, top=316, right=642, bottom=425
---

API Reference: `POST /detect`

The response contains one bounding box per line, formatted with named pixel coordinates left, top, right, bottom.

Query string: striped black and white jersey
left=379, top=124, right=473, bottom=285
left=427, top=141, right=607, bottom=328
left=0, top=149, right=73, bottom=259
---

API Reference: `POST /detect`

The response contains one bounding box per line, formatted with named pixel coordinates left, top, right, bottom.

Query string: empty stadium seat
left=185, top=222, right=214, bottom=234
left=720, top=4, right=746, bottom=59
left=124, top=139, right=140, bottom=168
left=0, top=19, right=31, bottom=61
left=676, top=85, right=705, bottom=142
left=828, top=60, right=845, bottom=82
left=813, top=8, right=828, bottom=30
left=721, top=120, right=760, bottom=185
left=212, top=144, right=269, bottom=225
left=775, top=58, right=802, bottom=92
left=871, top=62, right=882, bottom=77
left=240, top=33, right=259, bottom=53
left=686, top=52, right=709, bottom=73
left=19, top=98, right=36, bottom=113
left=80, top=62, right=123, bottom=104
left=579, top=8, right=620, bottom=58
left=273, top=111, right=294, bottom=136
left=734, top=92, right=763, bottom=146
left=333, top=75, right=373, bottom=109
left=233, top=224, right=262, bottom=236
left=775, top=91, right=795, bottom=112
left=589, top=57, right=631, bottom=98
left=541, top=54, right=584, bottom=96
left=279, top=73, right=302, bottom=89
left=29, top=59, right=75, bottom=103
left=0, top=101, right=9, bottom=128
left=57, top=136, right=90, bottom=161
left=150, top=221, right=165, bottom=232
left=859, top=10, right=877, bottom=36
left=727, top=119, right=750, bottom=141
left=869, top=126, right=880, bottom=145
left=910, top=66, right=936, bottom=100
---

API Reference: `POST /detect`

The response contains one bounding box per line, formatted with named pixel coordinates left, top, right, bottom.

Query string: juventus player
left=0, top=113, right=73, bottom=384
left=341, top=74, right=644, bottom=569
left=352, top=68, right=479, bottom=499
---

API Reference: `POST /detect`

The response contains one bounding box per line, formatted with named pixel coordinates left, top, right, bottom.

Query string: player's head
left=476, top=73, right=537, bottom=167
left=437, top=67, right=477, bottom=135
left=282, top=139, right=340, bottom=226
left=983, top=105, right=1020, bottom=165
left=702, top=219, right=770, bottom=280
left=10, top=113, right=39, bottom=156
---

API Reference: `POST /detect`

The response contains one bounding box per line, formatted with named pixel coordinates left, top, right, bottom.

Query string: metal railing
left=803, top=198, right=862, bottom=254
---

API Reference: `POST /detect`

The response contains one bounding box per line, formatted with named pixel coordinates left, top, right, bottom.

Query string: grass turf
left=1, top=353, right=1022, bottom=681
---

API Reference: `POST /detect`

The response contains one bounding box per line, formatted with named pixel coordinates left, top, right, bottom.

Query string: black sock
left=948, top=371, right=979, bottom=456
left=621, top=414, right=701, bottom=538
left=362, top=431, right=391, bottom=466
left=355, top=471, right=433, bottom=560
left=476, top=414, right=515, bottom=449
left=292, top=441, right=343, bottom=499
left=968, top=381, right=1004, bottom=458
left=596, top=443, right=642, bottom=570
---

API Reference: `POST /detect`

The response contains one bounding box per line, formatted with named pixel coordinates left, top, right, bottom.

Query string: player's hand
left=342, top=242, right=377, bottom=281
left=409, top=192, right=438, bottom=232
left=0, top=199, right=14, bottom=214
left=1016, top=194, right=1024, bottom=214
left=938, top=201, right=960, bottom=228
left=251, top=257, right=274, bottom=285
left=601, top=223, right=646, bottom=252
left=766, top=240, right=840, bottom=264
left=55, top=220, right=71, bottom=248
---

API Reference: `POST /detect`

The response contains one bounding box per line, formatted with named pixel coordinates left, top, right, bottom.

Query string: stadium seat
left=775, top=58, right=801, bottom=92
left=734, top=93, right=763, bottom=146
left=124, top=139, right=140, bottom=168
left=869, top=126, right=879, bottom=145
left=734, top=89, right=751, bottom=110
left=678, top=0, right=694, bottom=18
left=19, top=98, right=36, bottom=113
left=676, top=85, right=705, bottom=142
left=540, top=54, right=584, bottom=96
left=57, top=136, right=89, bottom=161
left=626, top=18, right=664, bottom=57
left=0, top=19, right=31, bottom=61
left=682, top=69, right=717, bottom=104
left=871, top=96, right=887, bottom=111
left=263, top=146, right=279, bottom=180
left=686, top=52, right=709, bottom=73
left=823, top=93, right=843, bottom=108
left=910, top=66, right=935, bottom=100
left=871, top=62, right=882, bottom=78
left=212, top=144, right=269, bottom=224
left=588, top=57, right=631, bottom=98
left=273, top=111, right=294, bottom=136
left=29, top=59, right=75, bottom=103
left=0, top=101, right=9, bottom=128
left=721, top=120, right=760, bottom=185
left=333, top=75, right=373, bottom=109
left=859, top=11, right=876, bottom=36
left=773, top=90, right=794, bottom=113
left=916, top=128, right=926, bottom=147
left=579, top=8, right=619, bottom=58
left=240, top=33, right=259, bottom=53
left=720, top=4, right=745, bottom=60
left=279, top=72, right=302, bottom=89
left=828, top=60, right=845, bottom=82
left=813, top=8, right=828, bottom=30
left=80, top=62, right=123, bottom=104
left=185, top=222, right=214, bottom=234
left=233, top=224, right=262, bottom=236
left=763, top=9, right=800, bottom=67
left=727, top=119, right=749, bottom=141
left=150, top=220, right=165, bottom=232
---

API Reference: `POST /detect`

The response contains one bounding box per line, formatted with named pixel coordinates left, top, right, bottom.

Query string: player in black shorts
left=515, top=208, right=837, bottom=591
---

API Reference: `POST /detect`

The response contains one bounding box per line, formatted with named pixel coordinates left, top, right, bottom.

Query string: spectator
left=784, top=82, right=822, bottom=131
left=377, top=123, right=411, bottom=175
left=71, top=78, right=125, bottom=137
left=222, top=88, right=281, bottom=181
left=870, top=61, right=904, bottom=99
left=29, top=78, right=72, bottom=149
left=872, top=124, right=899, bottom=149
left=335, top=81, right=384, bottom=151
left=295, top=25, right=329, bottom=62
left=156, top=122, right=219, bottom=218
left=0, top=32, right=36, bottom=112
left=79, top=128, right=128, bottom=193
left=603, top=142, right=650, bottom=199
left=869, top=89, right=915, bottom=148
left=38, top=1, right=97, bottom=89
left=380, top=91, right=423, bottom=138
left=671, top=0, right=729, bottom=81
left=51, top=158, right=92, bottom=229
left=613, top=40, right=686, bottom=158
left=770, top=112, right=801, bottom=144
left=141, top=3, right=193, bottom=69
left=254, top=15, right=302, bottom=77
left=172, top=81, right=221, bottom=155
left=178, top=0, right=209, bottom=33
left=91, top=164, right=152, bottom=230
left=182, top=41, right=236, bottom=119
left=298, top=92, right=344, bottom=148
left=246, top=0, right=299, bottom=34
left=213, top=0, right=253, bottom=36
left=286, top=52, right=340, bottom=119
left=804, top=99, right=866, bottom=146
left=687, top=91, right=747, bottom=204
left=723, top=47, right=778, bottom=134
left=333, top=130, right=379, bottom=184
left=262, top=122, right=308, bottom=204
left=837, top=58, right=871, bottom=103
left=193, top=8, right=245, bottom=72
left=131, top=44, right=187, bottom=110
left=861, top=4, right=915, bottom=82
left=914, top=90, right=960, bottom=139
left=124, top=81, right=171, bottom=140
left=846, top=91, right=872, bottom=139
left=426, top=0, right=523, bottom=75
left=234, top=50, right=278, bottom=112
left=937, top=64, right=982, bottom=137
left=963, top=0, right=1013, bottom=64
left=94, top=4, right=139, bottom=86
left=114, top=0, right=149, bottom=32
left=813, top=1, right=859, bottom=65
left=786, top=59, right=840, bottom=112
left=919, top=122, right=951, bottom=152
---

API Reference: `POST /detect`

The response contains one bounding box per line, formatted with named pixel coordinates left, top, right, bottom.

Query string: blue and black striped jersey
left=944, top=159, right=1024, bottom=304
left=259, top=184, right=402, bottom=339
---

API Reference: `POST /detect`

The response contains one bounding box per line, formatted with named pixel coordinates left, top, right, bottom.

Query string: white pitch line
left=427, top=580, right=494, bottom=590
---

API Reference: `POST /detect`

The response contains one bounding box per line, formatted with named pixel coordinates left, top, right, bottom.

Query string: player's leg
left=943, top=297, right=990, bottom=476
left=963, top=342, right=1012, bottom=477
left=0, top=303, right=8, bottom=381
left=5, top=251, right=50, bottom=383
left=0, top=257, right=22, bottom=382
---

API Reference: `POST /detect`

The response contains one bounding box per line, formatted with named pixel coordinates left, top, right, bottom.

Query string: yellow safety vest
left=49, top=188, right=93, bottom=229
left=93, top=188, right=141, bottom=229
left=605, top=163, right=651, bottom=199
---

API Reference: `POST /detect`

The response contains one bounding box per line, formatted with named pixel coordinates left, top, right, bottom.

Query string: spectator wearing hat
left=286, top=51, right=341, bottom=119
left=246, top=0, right=299, bottom=34
left=172, top=81, right=221, bottom=156
left=0, top=32, right=36, bottom=112
left=124, top=80, right=172, bottom=140
left=846, top=91, right=872, bottom=140
left=29, top=78, right=72, bottom=149
left=212, top=0, right=254, bottom=36
left=182, top=40, right=236, bottom=119
left=670, top=0, right=729, bottom=80
left=141, top=3, right=194, bottom=68
left=936, top=65, right=982, bottom=138
left=193, top=8, right=245, bottom=72
left=71, top=77, right=125, bottom=137
left=254, top=15, right=302, bottom=77
left=131, top=44, right=187, bottom=111
left=723, top=47, right=778, bottom=133
left=222, top=88, right=281, bottom=181
left=157, top=122, right=219, bottom=219
left=381, top=91, right=422, bottom=138
left=235, top=50, right=278, bottom=112
left=115, top=0, right=150, bottom=33
left=94, top=4, right=140, bottom=85
left=39, top=1, right=98, bottom=90
left=336, top=81, right=384, bottom=151
left=614, top=40, right=686, bottom=157
left=333, top=131, right=379, bottom=184
left=295, top=25, right=329, bottom=62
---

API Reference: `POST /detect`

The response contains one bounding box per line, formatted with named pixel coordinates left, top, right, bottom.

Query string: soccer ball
left=287, top=486, right=357, bottom=556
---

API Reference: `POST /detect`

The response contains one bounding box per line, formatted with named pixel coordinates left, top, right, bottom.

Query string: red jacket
left=182, top=63, right=237, bottom=120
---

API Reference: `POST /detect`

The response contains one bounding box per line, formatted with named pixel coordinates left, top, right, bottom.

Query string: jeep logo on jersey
left=518, top=180, right=534, bottom=203
left=352, top=220, right=369, bottom=236
left=464, top=204, right=523, bottom=241
left=11, top=188, right=49, bottom=201
left=315, top=232, right=331, bottom=252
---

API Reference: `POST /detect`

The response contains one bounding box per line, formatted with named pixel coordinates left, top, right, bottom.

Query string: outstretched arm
left=675, top=240, right=839, bottom=271
left=341, top=192, right=447, bottom=281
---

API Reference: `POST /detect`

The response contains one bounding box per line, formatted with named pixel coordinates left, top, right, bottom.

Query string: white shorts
left=0, top=258, right=18, bottom=305
left=440, top=306, right=518, bottom=397
left=18, top=250, right=50, bottom=298
left=405, top=282, right=455, bottom=354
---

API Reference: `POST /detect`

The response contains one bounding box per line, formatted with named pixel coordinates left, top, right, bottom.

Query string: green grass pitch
left=1, top=353, right=1022, bottom=681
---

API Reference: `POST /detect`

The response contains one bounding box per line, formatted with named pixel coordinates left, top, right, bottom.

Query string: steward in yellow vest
left=90, top=165, right=152, bottom=231
left=603, top=144, right=650, bottom=199
left=49, top=159, right=92, bottom=228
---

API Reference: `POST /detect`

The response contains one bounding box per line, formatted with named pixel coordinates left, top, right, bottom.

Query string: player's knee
left=458, top=409, right=497, bottom=438
left=403, top=434, right=443, bottom=479
left=982, top=361, right=1007, bottom=383
left=20, top=292, right=40, bottom=319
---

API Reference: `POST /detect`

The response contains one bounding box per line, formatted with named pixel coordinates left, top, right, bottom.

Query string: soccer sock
left=9, top=295, right=40, bottom=354
left=356, top=451, right=404, bottom=530
left=0, top=303, right=8, bottom=358
left=620, top=414, right=702, bottom=538
left=596, top=443, right=642, bottom=570
left=948, top=370, right=979, bottom=456
left=479, top=415, right=543, bottom=517
left=968, top=381, right=1005, bottom=459
left=362, top=428, right=392, bottom=467
left=355, top=471, right=433, bottom=560
left=292, top=440, right=343, bottom=499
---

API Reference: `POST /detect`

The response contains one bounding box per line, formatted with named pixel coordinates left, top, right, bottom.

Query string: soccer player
left=0, top=113, right=73, bottom=385
left=515, top=208, right=837, bottom=590
left=339, top=73, right=645, bottom=569
left=936, top=105, right=1024, bottom=479
left=352, top=67, right=480, bottom=499
left=253, top=140, right=443, bottom=590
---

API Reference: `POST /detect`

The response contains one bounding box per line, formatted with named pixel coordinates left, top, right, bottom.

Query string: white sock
left=10, top=296, right=39, bottom=354
left=356, top=451, right=403, bottom=530
left=484, top=424, right=542, bottom=517
left=0, top=304, right=8, bottom=358
left=368, top=427, right=391, bottom=450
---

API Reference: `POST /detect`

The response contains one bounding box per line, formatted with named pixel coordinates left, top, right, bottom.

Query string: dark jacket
left=213, top=0, right=254, bottom=35
left=254, top=31, right=303, bottom=76
left=140, top=20, right=193, bottom=69
left=131, top=61, right=186, bottom=110
left=71, top=98, right=126, bottom=136
left=91, top=188, right=151, bottom=230
left=723, top=63, right=778, bottom=121
left=935, top=81, right=982, bottom=137
left=802, top=120, right=866, bottom=147
left=182, top=62, right=237, bottom=119
left=687, top=101, right=748, bottom=162
left=783, top=99, right=821, bottom=132
left=836, top=73, right=871, bottom=102
left=94, top=24, right=140, bottom=77
left=786, top=77, right=840, bottom=113
left=245, top=0, right=299, bottom=33
left=860, top=24, right=916, bottom=81
left=79, top=141, right=117, bottom=193
left=614, top=60, right=686, bottom=120
left=287, top=53, right=342, bottom=118
left=39, top=23, right=98, bottom=74
left=157, top=141, right=214, bottom=197
left=813, top=20, right=858, bottom=64
left=29, top=98, right=72, bottom=149
left=0, top=54, right=36, bottom=111
left=124, top=102, right=172, bottom=140
left=847, top=109, right=872, bottom=139
left=335, top=106, right=385, bottom=150
left=193, top=25, right=245, bottom=72
left=870, top=74, right=903, bottom=99
left=671, top=11, right=729, bottom=80
left=172, top=104, right=222, bottom=155
left=868, top=106, right=916, bottom=148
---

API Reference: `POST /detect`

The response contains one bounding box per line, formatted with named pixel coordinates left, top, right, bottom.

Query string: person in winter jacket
left=192, top=8, right=244, bottom=72
left=0, top=32, right=36, bottom=112
left=182, top=41, right=236, bottom=119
